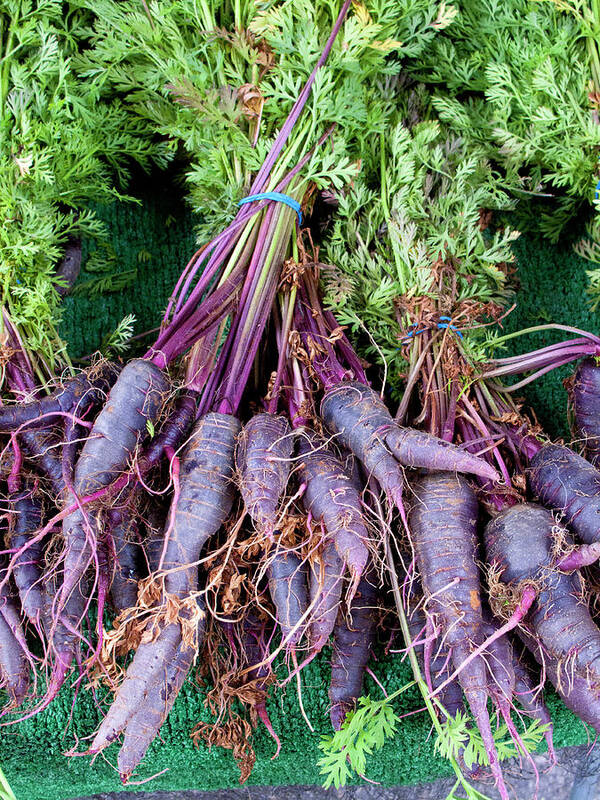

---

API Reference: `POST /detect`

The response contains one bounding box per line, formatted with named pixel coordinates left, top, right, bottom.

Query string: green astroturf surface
left=3, top=194, right=597, bottom=800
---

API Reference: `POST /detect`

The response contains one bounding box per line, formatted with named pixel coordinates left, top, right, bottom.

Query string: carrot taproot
left=485, top=503, right=600, bottom=734
left=329, top=570, right=378, bottom=730
left=236, top=413, right=293, bottom=537
left=298, top=431, right=369, bottom=594
left=321, top=381, right=498, bottom=510
left=573, top=357, right=600, bottom=467
left=267, top=548, right=308, bottom=650
left=530, top=443, right=600, bottom=547
left=91, top=411, right=239, bottom=754
left=0, top=362, right=117, bottom=432
left=10, top=493, right=44, bottom=625
left=409, top=472, right=508, bottom=800
left=60, top=359, right=168, bottom=613
left=308, top=538, right=344, bottom=654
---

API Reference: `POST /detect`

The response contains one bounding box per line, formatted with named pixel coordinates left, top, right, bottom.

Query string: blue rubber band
left=238, top=191, right=303, bottom=224
left=437, top=316, right=463, bottom=338
left=395, top=317, right=463, bottom=350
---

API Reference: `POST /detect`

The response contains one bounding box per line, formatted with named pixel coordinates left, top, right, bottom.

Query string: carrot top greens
left=0, top=0, right=168, bottom=377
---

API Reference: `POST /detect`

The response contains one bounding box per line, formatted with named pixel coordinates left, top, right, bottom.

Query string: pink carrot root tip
left=556, top=542, right=600, bottom=571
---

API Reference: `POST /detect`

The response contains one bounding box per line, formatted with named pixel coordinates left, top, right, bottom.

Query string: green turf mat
left=3, top=192, right=595, bottom=800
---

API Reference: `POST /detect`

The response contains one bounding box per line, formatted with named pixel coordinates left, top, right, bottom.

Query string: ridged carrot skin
left=573, top=358, right=600, bottom=467
left=91, top=412, right=238, bottom=759
left=10, top=494, right=44, bottom=624
left=485, top=502, right=600, bottom=732
left=108, top=511, right=141, bottom=613
left=530, top=443, right=600, bottom=545
left=267, top=549, right=308, bottom=648
left=60, top=359, right=168, bottom=614
left=236, top=413, right=292, bottom=536
left=298, top=431, right=369, bottom=590
left=0, top=362, right=118, bottom=432
left=308, top=538, right=344, bottom=653
left=117, top=599, right=207, bottom=780
left=329, top=571, right=377, bottom=730
left=409, top=472, right=508, bottom=800
left=320, top=381, right=498, bottom=509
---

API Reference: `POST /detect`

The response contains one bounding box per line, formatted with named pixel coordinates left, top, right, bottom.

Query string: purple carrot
left=91, top=412, right=239, bottom=760
left=485, top=503, right=600, bottom=733
left=529, top=443, right=600, bottom=546
left=60, top=359, right=168, bottom=614
left=320, top=381, right=498, bottom=510
left=0, top=611, right=29, bottom=707
left=298, top=430, right=369, bottom=594
left=267, top=548, right=308, bottom=650
left=117, top=598, right=207, bottom=781
left=108, top=510, right=142, bottom=613
left=241, top=611, right=280, bottom=754
left=409, top=472, right=509, bottom=800
left=20, top=429, right=66, bottom=499
left=573, top=358, right=600, bottom=466
left=0, top=362, right=118, bottom=432
left=137, top=390, right=197, bottom=474
left=308, top=538, right=344, bottom=654
left=9, top=493, right=44, bottom=625
left=236, top=413, right=293, bottom=537
left=329, top=570, right=378, bottom=730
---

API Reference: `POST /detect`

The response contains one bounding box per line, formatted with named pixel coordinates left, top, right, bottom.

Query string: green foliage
left=0, top=0, right=168, bottom=373
left=318, top=690, right=548, bottom=796
left=77, top=0, right=454, bottom=242
left=408, top=0, right=600, bottom=242
left=435, top=710, right=549, bottom=769
left=71, top=242, right=138, bottom=296
left=317, top=691, right=404, bottom=789
left=100, top=312, right=136, bottom=356
left=322, top=91, right=518, bottom=394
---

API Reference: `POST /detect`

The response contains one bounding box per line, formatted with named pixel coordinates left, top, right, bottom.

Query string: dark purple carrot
left=485, top=503, right=600, bottom=733
left=60, top=359, right=168, bottom=613
left=144, top=499, right=167, bottom=574
left=267, top=548, right=308, bottom=649
left=530, top=443, right=600, bottom=547
left=241, top=611, right=280, bottom=754
left=0, top=362, right=118, bottom=432
left=117, top=599, right=207, bottom=781
left=137, top=390, right=197, bottom=474
left=329, top=570, right=378, bottom=730
left=298, top=431, right=369, bottom=593
left=91, top=411, right=239, bottom=757
left=9, top=493, right=44, bottom=625
left=0, top=611, right=29, bottom=706
left=108, top=510, right=142, bottom=613
left=320, top=381, right=498, bottom=509
left=90, top=622, right=184, bottom=751
left=409, top=472, right=508, bottom=800
left=573, top=358, right=600, bottom=466
left=308, top=538, right=344, bottom=654
left=20, top=429, right=65, bottom=499
left=511, top=648, right=556, bottom=762
left=236, top=413, right=293, bottom=537
left=159, top=412, right=240, bottom=597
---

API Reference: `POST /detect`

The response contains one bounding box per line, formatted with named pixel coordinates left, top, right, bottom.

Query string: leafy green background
left=4, top=189, right=595, bottom=800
